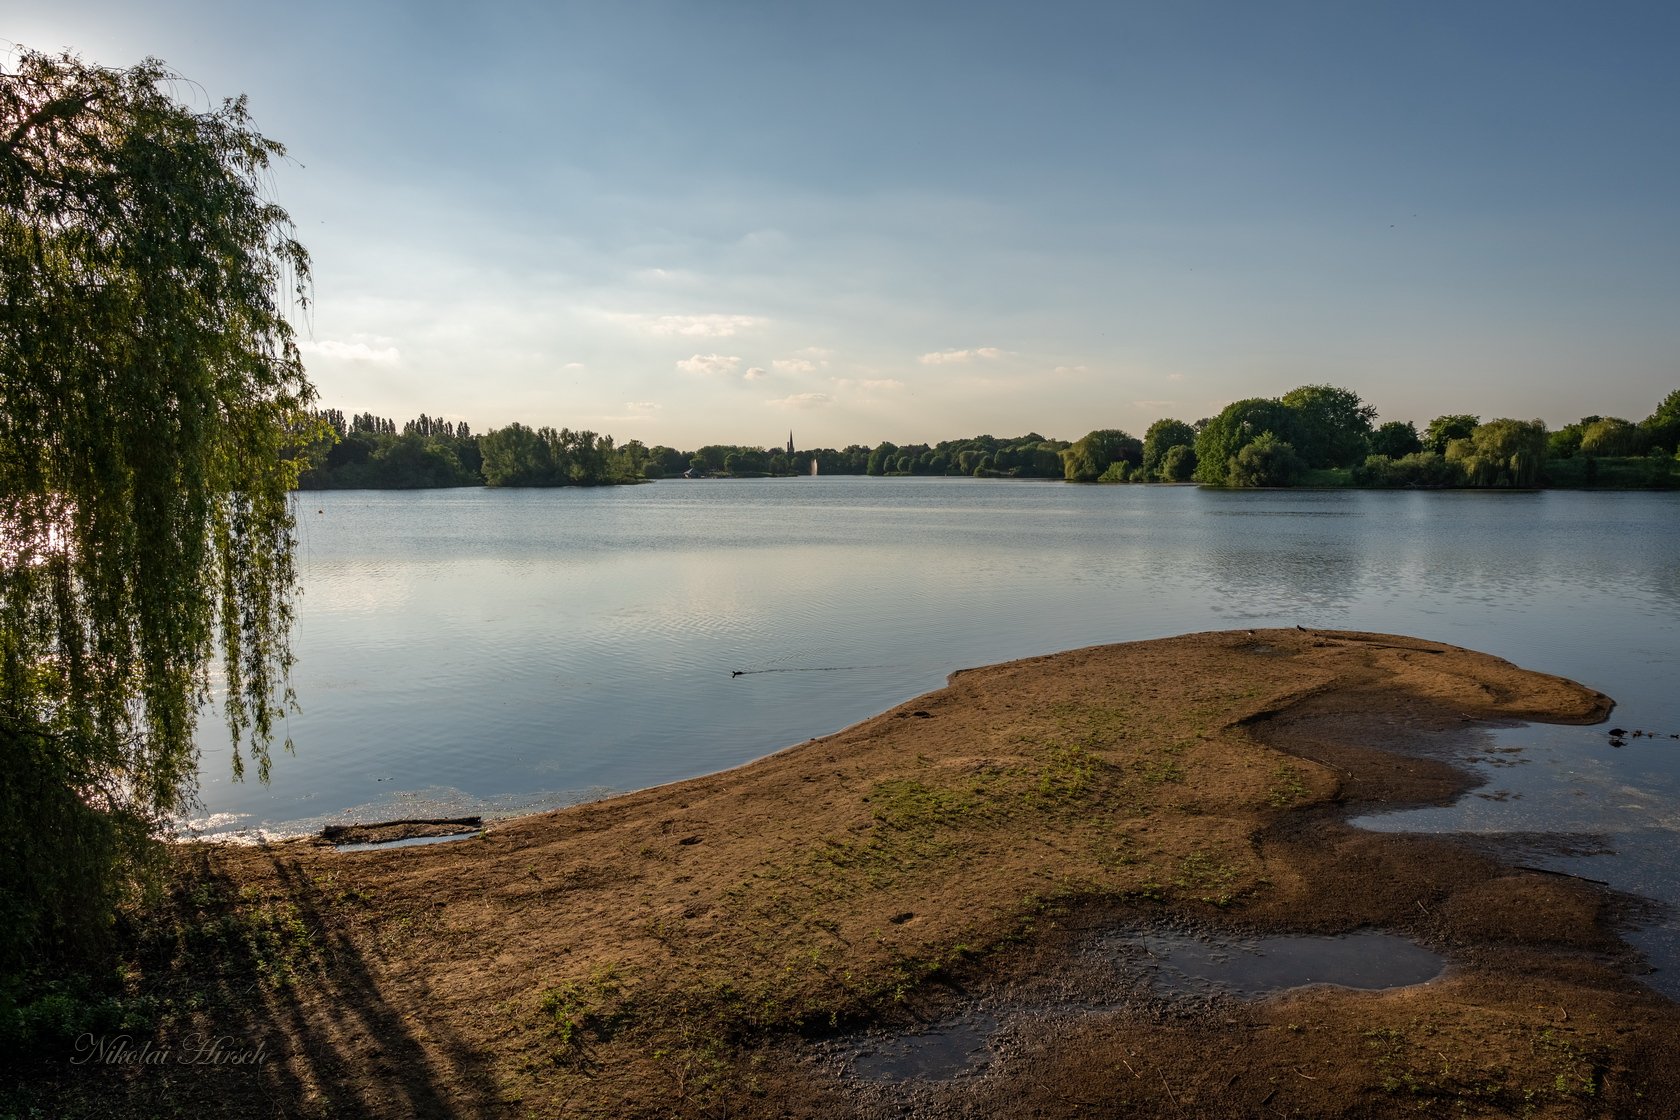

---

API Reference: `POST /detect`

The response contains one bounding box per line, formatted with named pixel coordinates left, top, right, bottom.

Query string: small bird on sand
left=1295, top=624, right=1308, bottom=632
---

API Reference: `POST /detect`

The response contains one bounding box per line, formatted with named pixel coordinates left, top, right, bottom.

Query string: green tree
left=1369, top=420, right=1423, bottom=459
left=1446, top=419, right=1548, bottom=487
left=1, top=50, right=317, bottom=970
left=479, top=422, right=556, bottom=485
left=1643, top=390, right=1680, bottom=454
left=1579, top=418, right=1650, bottom=458
left=1280, top=385, right=1375, bottom=467
left=1158, top=443, right=1197, bottom=481
left=1060, top=428, right=1140, bottom=482
left=1228, top=432, right=1304, bottom=487
left=1422, top=414, right=1479, bottom=455
left=866, top=441, right=898, bottom=476
left=1547, top=417, right=1598, bottom=460
left=1140, top=418, right=1196, bottom=477
left=1193, top=398, right=1300, bottom=484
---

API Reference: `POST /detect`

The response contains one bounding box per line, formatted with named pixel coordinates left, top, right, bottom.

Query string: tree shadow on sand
left=24, top=845, right=501, bottom=1119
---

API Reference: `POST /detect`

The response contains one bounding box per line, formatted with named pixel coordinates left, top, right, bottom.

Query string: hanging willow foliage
left=0, top=49, right=318, bottom=965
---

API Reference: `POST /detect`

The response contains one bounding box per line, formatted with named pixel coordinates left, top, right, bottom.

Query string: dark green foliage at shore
left=1543, top=454, right=1680, bottom=489
left=298, top=423, right=1081, bottom=485
left=297, top=410, right=653, bottom=488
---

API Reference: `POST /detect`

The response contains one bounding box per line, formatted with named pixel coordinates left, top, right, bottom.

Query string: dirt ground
left=23, top=629, right=1680, bottom=1118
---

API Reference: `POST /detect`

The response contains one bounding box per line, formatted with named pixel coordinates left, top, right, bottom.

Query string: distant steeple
left=786, top=430, right=795, bottom=456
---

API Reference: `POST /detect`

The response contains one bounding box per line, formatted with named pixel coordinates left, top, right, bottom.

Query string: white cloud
left=798, top=346, right=834, bottom=359
left=836, top=377, right=905, bottom=392
left=1168, top=372, right=1186, bottom=382
left=773, top=358, right=817, bottom=374
left=298, top=337, right=401, bottom=365
left=919, top=347, right=1005, bottom=365
left=626, top=401, right=661, bottom=412
left=676, top=353, right=742, bottom=376
left=766, top=392, right=833, bottom=410
left=648, top=313, right=763, bottom=338
left=743, top=367, right=768, bottom=381
left=1052, top=365, right=1089, bottom=375
left=563, top=362, right=587, bottom=371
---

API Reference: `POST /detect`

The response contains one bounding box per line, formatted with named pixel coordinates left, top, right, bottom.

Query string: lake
left=192, top=479, right=1680, bottom=990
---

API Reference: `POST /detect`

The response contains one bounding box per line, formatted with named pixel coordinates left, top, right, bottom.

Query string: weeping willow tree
left=0, top=49, right=316, bottom=972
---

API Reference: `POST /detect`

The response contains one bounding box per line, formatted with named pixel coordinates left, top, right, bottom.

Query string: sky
left=10, top=1, right=1680, bottom=449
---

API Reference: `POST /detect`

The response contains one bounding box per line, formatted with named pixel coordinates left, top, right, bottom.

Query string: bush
left=1228, top=433, right=1303, bottom=487
left=1352, top=451, right=1463, bottom=488
left=1158, top=443, right=1197, bottom=481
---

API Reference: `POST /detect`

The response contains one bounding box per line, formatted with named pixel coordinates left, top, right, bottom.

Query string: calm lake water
left=192, top=480, right=1680, bottom=989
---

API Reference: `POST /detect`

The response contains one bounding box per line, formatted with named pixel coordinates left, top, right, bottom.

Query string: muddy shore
left=28, top=629, right=1680, bottom=1118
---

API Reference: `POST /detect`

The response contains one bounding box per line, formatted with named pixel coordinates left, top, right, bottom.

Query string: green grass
left=1299, top=467, right=1355, bottom=487
left=1267, top=763, right=1311, bottom=807
left=540, top=963, right=632, bottom=1053
left=1361, top=1019, right=1604, bottom=1112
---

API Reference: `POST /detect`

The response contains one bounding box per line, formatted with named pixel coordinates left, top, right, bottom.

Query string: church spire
left=786, top=430, right=795, bottom=456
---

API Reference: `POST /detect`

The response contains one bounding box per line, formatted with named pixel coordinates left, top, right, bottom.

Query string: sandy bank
left=36, top=629, right=1680, bottom=1119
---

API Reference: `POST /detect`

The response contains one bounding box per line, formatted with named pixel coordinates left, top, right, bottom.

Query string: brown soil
left=24, top=629, right=1680, bottom=1118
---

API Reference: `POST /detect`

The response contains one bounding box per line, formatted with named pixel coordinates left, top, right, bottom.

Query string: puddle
left=334, top=831, right=480, bottom=852
left=848, top=1012, right=999, bottom=1082
left=1113, top=929, right=1445, bottom=997
left=840, top=928, right=1442, bottom=1083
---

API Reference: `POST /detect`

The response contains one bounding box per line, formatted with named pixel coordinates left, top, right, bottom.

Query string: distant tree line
left=297, top=410, right=655, bottom=488
left=295, top=387, right=1680, bottom=492
left=1063, top=385, right=1679, bottom=490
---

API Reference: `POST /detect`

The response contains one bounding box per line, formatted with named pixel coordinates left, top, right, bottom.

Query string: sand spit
left=37, top=629, right=1680, bottom=1119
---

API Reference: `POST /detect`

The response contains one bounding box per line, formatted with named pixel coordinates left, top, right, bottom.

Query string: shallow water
left=1354, top=721, right=1680, bottom=996
left=332, top=831, right=481, bottom=853
left=191, top=481, right=1680, bottom=983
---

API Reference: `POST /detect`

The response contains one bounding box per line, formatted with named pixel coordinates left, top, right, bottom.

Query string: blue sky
left=11, top=2, right=1679, bottom=448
